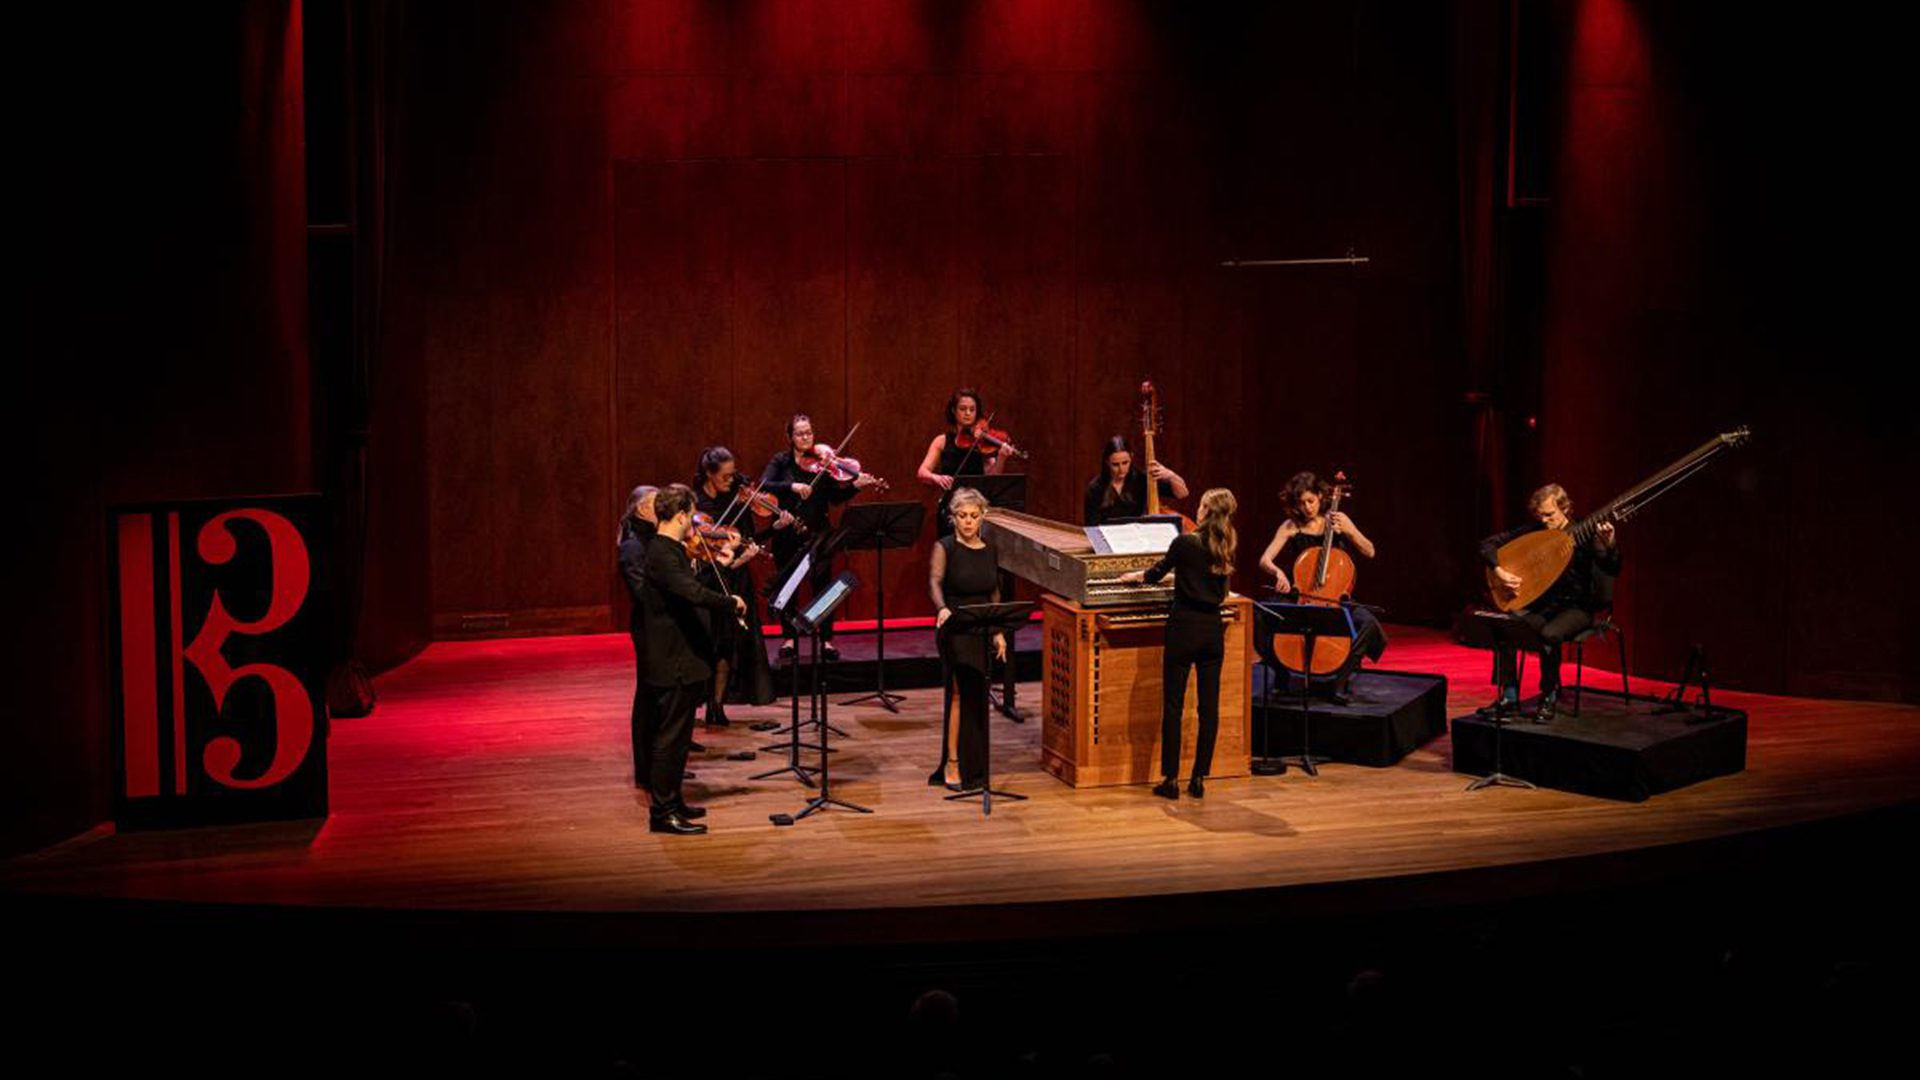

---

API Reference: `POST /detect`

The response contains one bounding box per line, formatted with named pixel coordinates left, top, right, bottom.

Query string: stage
left=7, top=626, right=1917, bottom=947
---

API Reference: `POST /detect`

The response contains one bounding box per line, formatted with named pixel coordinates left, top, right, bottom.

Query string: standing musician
left=638, top=486, right=746, bottom=835
left=1084, top=435, right=1189, bottom=525
left=1479, top=483, right=1621, bottom=721
left=927, top=487, right=1007, bottom=791
left=917, top=388, right=1023, bottom=534
left=1118, top=487, right=1239, bottom=800
left=616, top=483, right=660, bottom=788
left=759, top=413, right=884, bottom=661
left=1256, top=471, right=1387, bottom=700
left=693, top=446, right=788, bottom=725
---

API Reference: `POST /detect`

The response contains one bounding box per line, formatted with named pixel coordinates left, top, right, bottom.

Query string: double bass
left=1137, top=380, right=1193, bottom=529
left=1486, top=426, right=1751, bottom=611
left=1274, top=475, right=1356, bottom=676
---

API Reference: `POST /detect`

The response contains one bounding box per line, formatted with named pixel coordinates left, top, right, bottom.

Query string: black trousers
left=1161, top=612, right=1226, bottom=781
left=629, top=635, right=655, bottom=786
left=641, top=681, right=704, bottom=818
left=1493, top=606, right=1594, bottom=693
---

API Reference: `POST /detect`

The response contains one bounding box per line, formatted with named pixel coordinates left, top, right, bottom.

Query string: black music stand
left=790, top=572, right=871, bottom=820
left=1253, top=601, right=1354, bottom=777
left=753, top=549, right=823, bottom=787
left=966, top=474, right=1029, bottom=721
left=1458, top=611, right=1542, bottom=792
left=941, top=601, right=1034, bottom=817
left=837, top=501, right=924, bottom=712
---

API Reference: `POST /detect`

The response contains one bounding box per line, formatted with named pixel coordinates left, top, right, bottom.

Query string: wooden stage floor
left=7, top=626, right=1917, bottom=941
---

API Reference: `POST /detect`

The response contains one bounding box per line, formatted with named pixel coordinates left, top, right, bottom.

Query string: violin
left=685, top=513, right=764, bottom=566
left=955, top=420, right=1028, bottom=461
left=740, top=481, right=806, bottom=537
left=798, top=444, right=890, bottom=493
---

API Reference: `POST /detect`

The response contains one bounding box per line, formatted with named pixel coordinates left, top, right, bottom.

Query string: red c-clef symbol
left=181, top=509, right=314, bottom=790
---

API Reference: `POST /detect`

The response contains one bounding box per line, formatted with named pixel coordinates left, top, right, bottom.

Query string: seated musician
left=1083, top=435, right=1188, bottom=526
left=927, top=487, right=1006, bottom=791
left=1479, top=483, right=1621, bottom=721
left=759, top=413, right=883, bottom=661
left=1256, top=471, right=1386, bottom=701
left=693, top=446, right=789, bottom=725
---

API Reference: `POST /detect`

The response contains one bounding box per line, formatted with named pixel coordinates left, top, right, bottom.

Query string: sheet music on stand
left=1085, top=520, right=1179, bottom=555
left=770, top=550, right=812, bottom=616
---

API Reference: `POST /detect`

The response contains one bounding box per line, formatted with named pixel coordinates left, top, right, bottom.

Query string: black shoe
left=778, top=641, right=797, bottom=663
left=678, top=804, right=707, bottom=820
left=649, top=812, right=707, bottom=835
left=1152, top=779, right=1180, bottom=800
left=703, top=709, right=731, bottom=728
left=821, top=642, right=841, bottom=662
left=1533, top=689, right=1559, bottom=724
left=1187, top=777, right=1206, bottom=799
left=688, top=739, right=707, bottom=754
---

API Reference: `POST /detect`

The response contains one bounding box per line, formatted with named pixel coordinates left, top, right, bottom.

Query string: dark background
left=10, top=0, right=1913, bottom=855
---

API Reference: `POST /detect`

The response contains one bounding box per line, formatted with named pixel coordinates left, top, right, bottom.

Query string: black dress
left=1084, top=471, right=1176, bottom=525
left=1144, top=532, right=1229, bottom=781
left=692, top=479, right=775, bottom=706
left=1275, top=527, right=1388, bottom=688
left=932, top=534, right=1000, bottom=787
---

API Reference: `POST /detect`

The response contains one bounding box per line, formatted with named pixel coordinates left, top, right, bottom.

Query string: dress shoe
left=678, top=804, right=707, bottom=820
left=649, top=812, right=707, bottom=835
left=687, top=739, right=707, bottom=754
left=1152, top=779, right=1180, bottom=800
left=704, top=707, right=731, bottom=727
left=821, top=642, right=842, bottom=662
left=778, top=641, right=797, bottom=663
left=1533, top=688, right=1559, bottom=724
left=1187, top=777, right=1206, bottom=799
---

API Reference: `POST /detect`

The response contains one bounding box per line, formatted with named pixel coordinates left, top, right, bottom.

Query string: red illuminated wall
left=376, top=0, right=1475, bottom=637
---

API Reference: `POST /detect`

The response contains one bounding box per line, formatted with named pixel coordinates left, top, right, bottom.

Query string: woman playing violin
left=693, top=447, right=785, bottom=722
left=1083, top=435, right=1188, bottom=526
left=1255, top=471, right=1387, bottom=700
left=758, top=413, right=884, bottom=660
left=917, top=388, right=1024, bottom=489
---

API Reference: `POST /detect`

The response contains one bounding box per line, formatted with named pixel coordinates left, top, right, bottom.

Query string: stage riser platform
left=1252, top=669, right=1450, bottom=767
left=1452, top=690, right=1747, bottom=801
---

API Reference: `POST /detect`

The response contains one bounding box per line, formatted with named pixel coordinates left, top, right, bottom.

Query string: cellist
left=1256, top=471, right=1386, bottom=700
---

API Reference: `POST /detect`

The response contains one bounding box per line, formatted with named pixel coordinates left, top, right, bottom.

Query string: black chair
left=1568, top=570, right=1629, bottom=715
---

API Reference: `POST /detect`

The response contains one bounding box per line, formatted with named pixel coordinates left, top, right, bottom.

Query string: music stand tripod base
left=942, top=600, right=1035, bottom=817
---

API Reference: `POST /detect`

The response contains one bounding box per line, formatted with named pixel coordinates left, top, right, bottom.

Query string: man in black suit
left=616, top=484, right=660, bottom=788
left=640, top=486, right=746, bottom=834
left=1479, top=483, right=1621, bottom=722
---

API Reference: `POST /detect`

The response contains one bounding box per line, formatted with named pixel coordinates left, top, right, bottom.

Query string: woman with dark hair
left=758, top=413, right=883, bottom=661
left=1119, top=488, right=1238, bottom=799
left=1083, top=435, right=1188, bottom=525
left=1256, top=471, right=1387, bottom=700
left=917, top=388, right=1021, bottom=489
left=927, top=486, right=1005, bottom=790
left=692, top=446, right=782, bottom=723
left=919, top=388, right=1022, bottom=536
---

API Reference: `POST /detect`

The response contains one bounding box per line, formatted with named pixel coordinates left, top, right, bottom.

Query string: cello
left=1274, top=475, right=1356, bottom=676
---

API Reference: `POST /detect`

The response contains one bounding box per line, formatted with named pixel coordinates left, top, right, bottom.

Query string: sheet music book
left=1084, top=521, right=1179, bottom=555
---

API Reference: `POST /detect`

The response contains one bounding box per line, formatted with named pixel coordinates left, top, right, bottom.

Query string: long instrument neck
left=1570, top=434, right=1732, bottom=543
left=1142, top=430, right=1161, bottom=516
